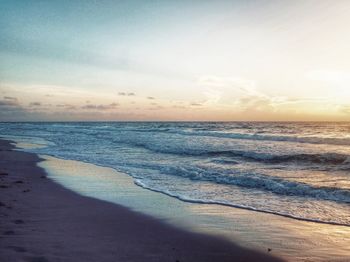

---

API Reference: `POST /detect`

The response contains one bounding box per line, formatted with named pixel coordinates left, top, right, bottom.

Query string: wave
left=210, top=159, right=239, bottom=165
left=134, top=179, right=350, bottom=227
left=157, top=165, right=350, bottom=203
left=165, top=130, right=350, bottom=146
left=0, top=134, right=56, bottom=147
left=29, top=140, right=350, bottom=204
left=3, top=122, right=350, bottom=147
left=40, top=150, right=348, bottom=205
left=116, top=139, right=350, bottom=168
left=94, top=123, right=350, bottom=146
left=206, top=151, right=350, bottom=167
left=3, top=128, right=350, bottom=218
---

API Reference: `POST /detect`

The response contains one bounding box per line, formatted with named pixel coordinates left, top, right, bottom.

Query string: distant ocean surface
left=1, top=122, right=350, bottom=226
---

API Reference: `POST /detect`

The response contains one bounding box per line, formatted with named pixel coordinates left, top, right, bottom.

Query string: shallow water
left=38, top=155, right=350, bottom=262
left=1, top=122, right=350, bottom=226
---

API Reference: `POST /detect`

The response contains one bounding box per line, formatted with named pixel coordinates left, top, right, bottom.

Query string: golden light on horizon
left=1, top=1, right=350, bottom=121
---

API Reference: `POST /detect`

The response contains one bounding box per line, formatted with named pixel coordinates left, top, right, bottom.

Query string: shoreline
left=133, top=178, right=350, bottom=228
left=37, top=153, right=350, bottom=261
left=0, top=139, right=281, bottom=262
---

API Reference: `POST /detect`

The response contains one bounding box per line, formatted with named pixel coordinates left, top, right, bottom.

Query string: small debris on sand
left=7, top=245, right=27, bottom=253
left=3, top=230, right=15, bottom=235
left=13, top=219, right=24, bottom=224
left=27, top=256, right=49, bottom=262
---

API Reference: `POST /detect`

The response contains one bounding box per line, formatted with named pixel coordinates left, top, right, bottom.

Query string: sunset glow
left=1, top=0, right=350, bottom=121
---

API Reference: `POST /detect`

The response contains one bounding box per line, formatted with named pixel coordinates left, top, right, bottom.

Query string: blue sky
left=1, top=0, right=350, bottom=121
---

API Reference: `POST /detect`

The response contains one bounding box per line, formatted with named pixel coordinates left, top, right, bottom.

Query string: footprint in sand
left=26, top=256, right=49, bottom=262
left=7, top=245, right=27, bottom=253
left=13, top=219, right=24, bottom=224
left=3, top=230, right=15, bottom=235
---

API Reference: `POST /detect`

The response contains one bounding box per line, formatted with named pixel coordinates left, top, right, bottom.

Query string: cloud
left=197, top=74, right=331, bottom=113
left=147, top=96, right=155, bottom=100
left=340, top=105, right=350, bottom=114
left=306, top=69, right=350, bottom=102
left=81, top=103, right=119, bottom=110
left=0, top=100, right=19, bottom=107
left=56, top=104, right=77, bottom=110
left=148, top=105, right=163, bottom=110
left=29, top=102, right=42, bottom=107
left=307, top=70, right=350, bottom=84
left=269, top=97, right=328, bottom=106
left=0, top=98, right=27, bottom=120
left=3, top=96, right=17, bottom=101
left=198, top=75, right=258, bottom=95
left=190, top=102, right=202, bottom=106
left=232, top=95, right=326, bottom=114
left=237, top=95, right=274, bottom=112
left=172, top=105, right=186, bottom=109
left=119, top=92, right=135, bottom=96
left=202, top=89, right=222, bottom=105
left=197, top=75, right=267, bottom=107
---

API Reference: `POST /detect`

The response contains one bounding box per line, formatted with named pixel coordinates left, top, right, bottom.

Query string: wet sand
left=38, top=153, right=350, bottom=262
left=0, top=139, right=282, bottom=262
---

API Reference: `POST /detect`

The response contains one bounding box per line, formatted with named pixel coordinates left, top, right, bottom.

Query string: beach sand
left=0, top=139, right=282, bottom=262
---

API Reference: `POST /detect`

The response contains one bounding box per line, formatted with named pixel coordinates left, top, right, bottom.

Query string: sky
left=1, top=0, right=350, bottom=121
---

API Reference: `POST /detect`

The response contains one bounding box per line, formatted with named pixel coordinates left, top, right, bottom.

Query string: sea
left=0, top=122, right=349, bottom=226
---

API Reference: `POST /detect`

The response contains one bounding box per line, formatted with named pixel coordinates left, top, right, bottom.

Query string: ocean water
left=1, top=122, right=350, bottom=226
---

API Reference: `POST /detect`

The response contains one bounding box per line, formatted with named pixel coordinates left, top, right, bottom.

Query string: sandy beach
left=2, top=1, right=350, bottom=260
left=0, top=139, right=282, bottom=262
